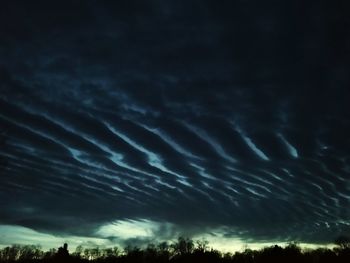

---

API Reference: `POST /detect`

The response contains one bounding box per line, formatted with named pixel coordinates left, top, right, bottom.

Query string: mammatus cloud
left=1, top=0, right=350, bottom=250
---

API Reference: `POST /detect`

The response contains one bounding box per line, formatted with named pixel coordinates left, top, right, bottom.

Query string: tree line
left=0, top=236, right=349, bottom=263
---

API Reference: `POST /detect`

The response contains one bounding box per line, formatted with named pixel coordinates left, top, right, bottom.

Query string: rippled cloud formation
left=1, top=0, right=350, bottom=248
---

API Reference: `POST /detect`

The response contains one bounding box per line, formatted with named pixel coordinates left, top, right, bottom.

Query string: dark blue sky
left=1, top=0, right=350, bottom=250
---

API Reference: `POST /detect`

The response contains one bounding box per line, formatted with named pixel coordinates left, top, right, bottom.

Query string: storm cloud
left=1, top=0, right=350, bottom=248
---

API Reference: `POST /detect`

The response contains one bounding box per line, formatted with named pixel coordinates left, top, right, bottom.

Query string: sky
left=1, top=0, right=350, bottom=252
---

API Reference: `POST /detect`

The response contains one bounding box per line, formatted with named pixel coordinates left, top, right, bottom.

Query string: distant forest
left=1, top=236, right=350, bottom=263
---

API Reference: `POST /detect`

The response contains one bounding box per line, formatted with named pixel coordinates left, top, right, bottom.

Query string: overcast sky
left=1, top=0, right=350, bottom=251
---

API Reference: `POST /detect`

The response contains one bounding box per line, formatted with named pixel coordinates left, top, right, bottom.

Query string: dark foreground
left=1, top=237, right=350, bottom=263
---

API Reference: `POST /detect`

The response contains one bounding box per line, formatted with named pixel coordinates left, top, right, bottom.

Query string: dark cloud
left=1, top=0, right=350, bottom=246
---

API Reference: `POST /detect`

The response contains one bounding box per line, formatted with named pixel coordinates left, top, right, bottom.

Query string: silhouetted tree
left=1, top=238, right=350, bottom=263
left=72, top=245, right=83, bottom=258
left=123, top=245, right=144, bottom=263
left=55, top=243, right=70, bottom=261
left=0, top=244, right=43, bottom=261
left=144, top=243, right=157, bottom=260
left=1, top=245, right=21, bottom=261
left=43, top=248, right=57, bottom=259
left=100, top=246, right=120, bottom=259
left=335, top=235, right=350, bottom=249
left=157, top=241, right=171, bottom=262
left=195, top=239, right=209, bottom=253
left=19, top=245, right=43, bottom=260
left=171, top=237, right=194, bottom=256
left=83, top=247, right=101, bottom=260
